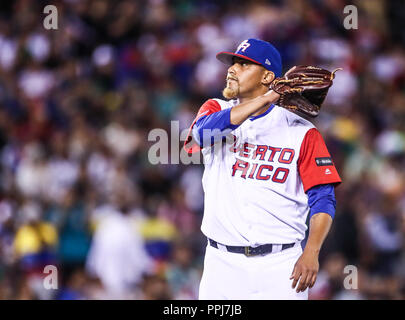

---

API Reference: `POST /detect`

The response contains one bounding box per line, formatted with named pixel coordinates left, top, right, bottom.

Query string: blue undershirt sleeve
left=192, top=108, right=240, bottom=148
left=307, top=183, right=336, bottom=219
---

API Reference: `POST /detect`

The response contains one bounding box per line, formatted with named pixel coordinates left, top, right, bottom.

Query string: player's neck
left=239, top=86, right=268, bottom=102
left=251, top=104, right=271, bottom=117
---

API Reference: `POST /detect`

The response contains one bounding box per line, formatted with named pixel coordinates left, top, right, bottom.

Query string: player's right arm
left=184, top=90, right=279, bottom=153
left=184, top=99, right=236, bottom=154
left=230, top=90, right=280, bottom=125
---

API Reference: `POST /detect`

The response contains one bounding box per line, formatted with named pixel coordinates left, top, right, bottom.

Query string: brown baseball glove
left=269, top=65, right=342, bottom=117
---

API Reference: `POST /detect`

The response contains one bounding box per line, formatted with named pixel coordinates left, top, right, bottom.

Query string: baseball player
left=184, top=38, right=341, bottom=300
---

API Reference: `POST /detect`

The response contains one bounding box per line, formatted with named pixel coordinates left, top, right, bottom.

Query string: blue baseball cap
left=216, top=38, right=282, bottom=77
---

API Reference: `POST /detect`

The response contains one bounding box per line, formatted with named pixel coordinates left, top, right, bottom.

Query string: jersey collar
left=249, top=104, right=275, bottom=121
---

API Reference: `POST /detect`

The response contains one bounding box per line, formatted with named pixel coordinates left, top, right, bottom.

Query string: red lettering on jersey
left=267, top=147, right=281, bottom=162
left=230, top=142, right=242, bottom=153
left=239, top=143, right=255, bottom=158
left=229, top=136, right=241, bottom=153
left=248, top=163, right=258, bottom=179
left=272, top=167, right=289, bottom=183
left=256, top=164, right=273, bottom=180
left=252, top=145, right=268, bottom=161
left=232, top=159, right=249, bottom=179
left=230, top=134, right=237, bottom=144
left=279, top=148, right=295, bottom=164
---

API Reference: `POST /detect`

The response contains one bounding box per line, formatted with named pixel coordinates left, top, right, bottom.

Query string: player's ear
left=261, top=70, right=275, bottom=86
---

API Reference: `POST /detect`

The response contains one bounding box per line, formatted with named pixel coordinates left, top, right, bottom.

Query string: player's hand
left=289, top=249, right=319, bottom=293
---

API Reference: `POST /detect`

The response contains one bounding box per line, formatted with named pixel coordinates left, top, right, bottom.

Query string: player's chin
left=222, top=86, right=239, bottom=100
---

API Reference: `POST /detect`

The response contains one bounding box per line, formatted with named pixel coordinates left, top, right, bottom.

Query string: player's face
left=223, top=57, right=267, bottom=100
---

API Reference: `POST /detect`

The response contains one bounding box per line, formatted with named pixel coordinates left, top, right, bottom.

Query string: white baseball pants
left=199, top=241, right=308, bottom=300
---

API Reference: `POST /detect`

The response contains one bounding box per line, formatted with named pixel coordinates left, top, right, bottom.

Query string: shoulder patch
left=315, top=157, right=333, bottom=166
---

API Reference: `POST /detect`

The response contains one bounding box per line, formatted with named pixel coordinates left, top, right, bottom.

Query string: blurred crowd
left=0, top=0, right=405, bottom=300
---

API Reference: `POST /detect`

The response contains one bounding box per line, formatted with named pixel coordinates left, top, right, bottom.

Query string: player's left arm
left=290, top=185, right=335, bottom=293
left=291, top=128, right=342, bottom=293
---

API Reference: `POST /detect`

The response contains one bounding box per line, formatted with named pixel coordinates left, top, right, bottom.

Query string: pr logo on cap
left=216, top=38, right=283, bottom=77
left=237, top=40, right=251, bottom=53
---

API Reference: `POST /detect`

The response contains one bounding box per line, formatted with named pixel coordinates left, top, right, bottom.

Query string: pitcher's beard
left=222, top=85, right=239, bottom=99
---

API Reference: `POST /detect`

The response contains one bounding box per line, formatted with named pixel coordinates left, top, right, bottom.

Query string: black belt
left=208, top=238, right=295, bottom=257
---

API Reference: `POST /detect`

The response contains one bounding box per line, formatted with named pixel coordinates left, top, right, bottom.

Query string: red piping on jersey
left=184, top=99, right=222, bottom=154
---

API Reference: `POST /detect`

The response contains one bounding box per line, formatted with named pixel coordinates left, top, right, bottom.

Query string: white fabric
left=199, top=99, right=315, bottom=246
left=86, top=209, right=152, bottom=296
left=199, top=243, right=307, bottom=300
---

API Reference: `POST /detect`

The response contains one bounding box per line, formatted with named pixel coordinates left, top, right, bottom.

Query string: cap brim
left=216, top=52, right=262, bottom=66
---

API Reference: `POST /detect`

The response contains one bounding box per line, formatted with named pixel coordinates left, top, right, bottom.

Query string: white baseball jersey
left=185, top=98, right=341, bottom=247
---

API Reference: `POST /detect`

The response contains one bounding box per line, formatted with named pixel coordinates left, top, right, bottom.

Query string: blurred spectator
left=57, top=267, right=89, bottom=300
left=140, top=195, right=178, bottom=265
left=13, top=200, right=58, bottom=274
left=139, top=274, right=172, bottom=300
left=86, top=199, right=152, bottom=299
left=165, top=239, right=201, bottom=300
